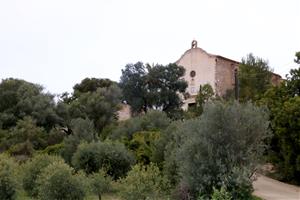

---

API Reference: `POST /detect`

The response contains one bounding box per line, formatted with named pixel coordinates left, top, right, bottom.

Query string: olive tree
left=22, top=154, right=64, bottom=197
left=72, top=141, right=135, bottom=179
left=166, top=101, right=271, bottom=198
left=0, top=78, right=61, bottom=130
left=118, top=163, right=169, bottom=200
left=89, top=170, right=112, bottom=200
left=37, top=161, right=85, bottom=200
left=61, top=118, right=95, bottom=164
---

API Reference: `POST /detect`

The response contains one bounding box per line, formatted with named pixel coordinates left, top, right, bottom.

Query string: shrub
left=0, top=117, right=47, bottom=156
left=72, top=141, right=135, bottom=179
left=168, top=101, right=270, bottom=198
left=118, top=163, right=170, bottom=200
left=46, top=128, right=64, bottom=146
left=89, top=170, right=112, bottom=200
left=8, top=117, right=47, bottom=151
left=210, top=187, right=232, bottom=200
left=171, top=181, right=193, bottom=200
left=40, top=143, right=64, bottom=155
left=110, top=110, right=170, bottom=140
left=0, top=154, right=18, bottom=200
left=128, top=131, right=160, bottom=165
left=22, top=154, right=63, bottom=197
left=161, top=121, right=184, bottom=185
left=8, top=140, right=34, bottom=157
left=37, top=161, right=85, bottom=200
left=222, top=168, right=253, bottom=199
left=61, top=118, right=95, bottom=164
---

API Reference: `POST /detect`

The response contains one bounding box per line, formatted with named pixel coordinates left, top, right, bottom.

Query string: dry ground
left=253, top=174, right=300, bottom=200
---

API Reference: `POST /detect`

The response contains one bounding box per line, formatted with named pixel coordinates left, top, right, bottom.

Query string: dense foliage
left=89, top=170, right=112, bottom=200
left=118, top=163, right=169, bottom=200
left=187, top=83, right=214, bottom=117
left=260, top=55, right=300, bottom=184
left=72, top=141, right=135, bottom=179
left=4, top=117, right=46, bottom=156
left=0, top=154, right=18, bottom=200
left=22, top=154, right=64, bottom=197
left=166, top=102, right=270, bottom=198
left=238, top=54, right=273, bottom=102
left=37, top=160, right=85, bottom=200
left=120, top=62, right=187, bottom=118
left=0, top=78, right=61, bottom=130
left=110, top=110, right=170, bottom=140
left=67, top=84, right=122, bottom=132
left=128, top=131, right=160, bottom=165
left=73, top=78, right=115, bottom=98
left=0, top=53, right=299, bottom=199
left=61, top=118, right=95, bottom=164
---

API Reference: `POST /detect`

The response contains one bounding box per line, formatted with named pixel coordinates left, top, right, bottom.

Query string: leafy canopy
left=238, top=54, right=273, bottom=101
left=0, top=154, right=18, bottom=200
left=37, top=161, right=85, bottom=200
left=120, top=62, right=187, bottom=118
left=187, top=84, right=214, bottom=117
left=260, top=53, right=300, bottom=184
left=72, top=141, right=135, bottom=179
left=166, top=101, right=270, bottom=198
left=118, top=163, right=170, bottom=200
left=73, top=78, right=115, bottom=98
left=67, top=84, right=122, bottom=132
left=0, top=78, right=60, bottom=130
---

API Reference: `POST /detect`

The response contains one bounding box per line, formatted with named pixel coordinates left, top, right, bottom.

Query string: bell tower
left=191, top=40, right=198, bottom=48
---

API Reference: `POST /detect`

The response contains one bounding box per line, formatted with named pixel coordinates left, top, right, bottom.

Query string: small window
left=190, top=70, right=196, bottom=78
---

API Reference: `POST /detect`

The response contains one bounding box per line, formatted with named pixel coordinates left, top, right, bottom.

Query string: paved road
left=253, top=174, right=300, bottom=200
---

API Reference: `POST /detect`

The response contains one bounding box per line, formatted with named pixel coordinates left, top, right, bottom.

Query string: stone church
left=176, top=40, right=282, bottom=110
left=118, top=40, right=282, bottom=119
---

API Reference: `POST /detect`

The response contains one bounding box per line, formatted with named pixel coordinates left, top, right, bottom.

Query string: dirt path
left=253, top=174, right=300, bottom=200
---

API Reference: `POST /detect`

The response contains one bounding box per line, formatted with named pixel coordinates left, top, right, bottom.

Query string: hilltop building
left=176, top=40, right=282, bottom=110
left=118, top=40, right=283, bottom=118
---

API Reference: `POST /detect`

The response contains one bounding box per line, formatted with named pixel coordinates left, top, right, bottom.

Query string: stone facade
left=176, top=40, right=282, bottom=109
left=117, top=104, right=131, bottom=121
left=117, top=40, right=283, bottom=118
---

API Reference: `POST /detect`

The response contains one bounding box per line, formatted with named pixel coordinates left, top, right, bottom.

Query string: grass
left=252, top=195, right=263, bottom=200
left=85, top=194, right=120, bottom=200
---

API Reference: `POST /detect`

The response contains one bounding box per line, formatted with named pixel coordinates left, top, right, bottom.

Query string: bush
left=0, top=154, right=18, bottom=200
left=37, top=161, right=85, bottom=200
left=171, top=181, right=193, bottom=200
left=46, top=128, right=64, bottom=146
left=39, top=143, right=64, bottom=155
left=89, top=170, right=112, bottom=200
left=61, top=118, right=95, bottom=164
left=110, top=110, right=170, bottom=140
left=22, top=154, right=63, bottom=197
left=168, top=101, right=270, bottom=198
left=128, top=131, right=160, bottom=165
left=1, top=117, right=47, bottom=155
left=118, top=163, right=170, bottom=200
left=210, top=187, right=232, bottom=200
left=8, top=140, right=34, bottom=157
left=222, top=168, right=253, bottom=199
left=72, top=141, right=135, bottom=179
left=197, top=187, right=233, bottom=200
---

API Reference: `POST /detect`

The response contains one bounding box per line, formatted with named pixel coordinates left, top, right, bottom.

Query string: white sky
left=1, top=0, right=299, bottom=94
